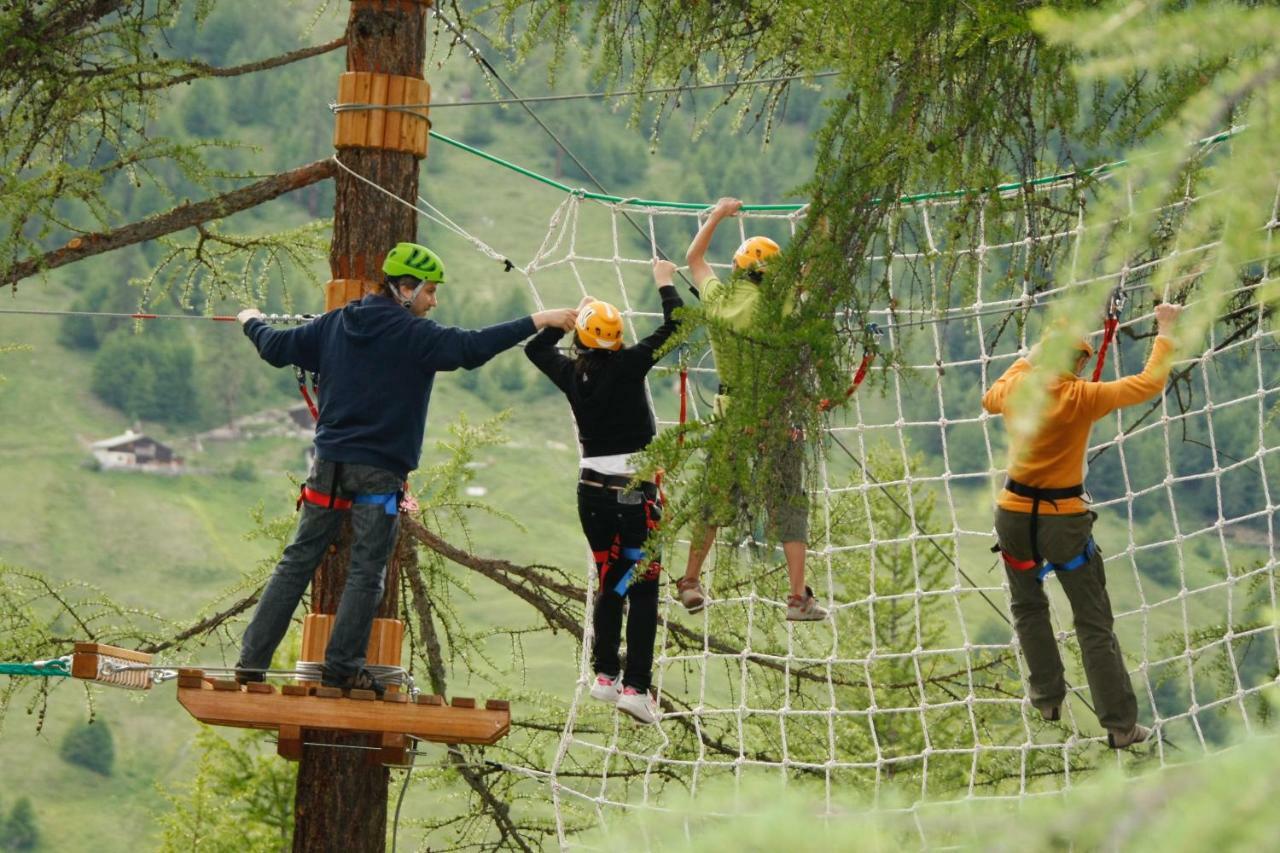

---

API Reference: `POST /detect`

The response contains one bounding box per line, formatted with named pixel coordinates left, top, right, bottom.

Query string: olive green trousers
left=995, top=508, right=1138, bottom=732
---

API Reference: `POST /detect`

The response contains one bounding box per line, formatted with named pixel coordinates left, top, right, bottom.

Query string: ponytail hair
left=572, top=332, right=616, bottom=382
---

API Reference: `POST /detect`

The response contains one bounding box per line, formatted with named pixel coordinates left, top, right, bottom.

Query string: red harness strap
left=1091, top=288, right=1126, bottom=382
left=295, top=367, right=320, bottom=421
left=1091, top=315, right=1119, bottom=382
left=819, top=346, right=877, bottom=411
left=999, top=549, right=1039, bottom=573
left=297, top=484, right=352, bottom=511
left=677, top=367, right=688, bottom=447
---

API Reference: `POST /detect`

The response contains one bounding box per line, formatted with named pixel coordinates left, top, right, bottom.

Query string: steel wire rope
left=429, top=7, right=710, bottom=298
left=332, top=70, right=841, bottom=111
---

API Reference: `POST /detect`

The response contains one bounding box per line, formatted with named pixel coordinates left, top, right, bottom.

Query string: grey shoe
left=1108, top=723, right=1150, bottom=748
left=322, top=667, right=386, bottom=698
left=234, top=662, right=266, bottom=685
left=676, top=577, right=706, bottom=613
left=1037, top=704, right=1061, bottom=722
left=786, top=587, right=828, bottom=621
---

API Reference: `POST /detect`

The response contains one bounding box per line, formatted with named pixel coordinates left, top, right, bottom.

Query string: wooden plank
left=71, top=643, right=154, bottom=683
left=418, top=694, right=443, bottom=706
left=334, top=72, right=356, bottom=148
left=177, top=668, right=204, bottom=680
left=367, top=618, right=404, bottom=668
left=246, top=683, right=275, bottom=695
left=177, top=687, right=510, bottom=745
left=451, top=697, right=475, bottom=709
left=352, top=71, right=373, bottom=147
left=72, top=643, right=152, bottom=665
left=394, top=75, right=414, bottom=153
left=349, top=689, right=376, bottom=702
left=177, top=676, right=205, bottom=689
left=368, top=72, right=389, bottom=152
left=278, top=724, right=303, bottom=761
left=211, top=679, right=241, bottom=692
left=485, top=699, right=510, bottom=711
left=70, top=652, right=99, bottom=681
left=315, top=686, right=344, bottom=699
left=382, top=692, right=409, bottom=705
left=378, top=72, right=399, bottom=151
left=414, top=79, right=431, bottom=157
left=282, top=684, right=310, bottom=697
left=375, top=732, right=407, bottom=767
left=300, top=614, right=332, bottom=665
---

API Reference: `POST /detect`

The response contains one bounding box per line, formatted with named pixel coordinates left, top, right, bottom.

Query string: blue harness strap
left=613, top=547, right=646, bottom=595
left=1037, top=538, right=1096, bottom=582
left=351, top=492, right=400, bottom=516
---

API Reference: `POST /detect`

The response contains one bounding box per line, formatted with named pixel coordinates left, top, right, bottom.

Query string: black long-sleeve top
left=524, top=285, right=683, bottom=458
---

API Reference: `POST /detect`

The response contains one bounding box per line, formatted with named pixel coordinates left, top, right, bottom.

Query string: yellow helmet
left=733, top=235, right=781, bottom=272
left=575, top=300, right=624, bottom=351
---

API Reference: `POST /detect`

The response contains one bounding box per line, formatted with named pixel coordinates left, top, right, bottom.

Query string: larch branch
left=3, top=159, right=336, bottom=287
left=137, top=37, right=347, bottom=91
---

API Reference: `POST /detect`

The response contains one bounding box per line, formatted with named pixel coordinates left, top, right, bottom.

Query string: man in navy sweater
left=234, top=242, right=576, bottom=694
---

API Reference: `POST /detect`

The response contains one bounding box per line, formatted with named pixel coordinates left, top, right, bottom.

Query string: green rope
left=0, top=659, right=71, bottom=678
left=426, top=128, right=1240, bottom=211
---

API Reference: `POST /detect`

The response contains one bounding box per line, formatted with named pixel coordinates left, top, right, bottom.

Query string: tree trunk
left=293, top=3, right=428, bottom=852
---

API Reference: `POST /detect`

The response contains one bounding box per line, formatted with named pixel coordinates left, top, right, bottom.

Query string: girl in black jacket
left=525, top=259, right=683, bottom=724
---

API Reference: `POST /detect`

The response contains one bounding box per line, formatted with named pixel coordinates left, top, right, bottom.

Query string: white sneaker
left=589, top=673, right=621, bottom=704
left=617, top=686, right=660, bottom=725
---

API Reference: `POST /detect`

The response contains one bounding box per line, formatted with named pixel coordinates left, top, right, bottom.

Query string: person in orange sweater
left=982, top=302, right=1181, bottom=748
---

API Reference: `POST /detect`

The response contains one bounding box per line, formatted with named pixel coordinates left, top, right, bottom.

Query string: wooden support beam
left=374, top=733, right=408, bottom=767
left=69, top=643, right=153, bottom=690
left=278, top=725, right=304, bottom=761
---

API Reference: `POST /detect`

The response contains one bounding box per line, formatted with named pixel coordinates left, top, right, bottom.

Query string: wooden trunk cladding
left=324, top=278, right=377, bottom=311
left=334, top=72, right=431, bottom=157
left=299, top=615, right=404, bottom=672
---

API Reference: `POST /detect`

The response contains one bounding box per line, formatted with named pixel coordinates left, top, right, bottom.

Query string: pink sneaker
left=617, top=686, right=660, bottom=724
left=589, top=673, right=621, bottom=704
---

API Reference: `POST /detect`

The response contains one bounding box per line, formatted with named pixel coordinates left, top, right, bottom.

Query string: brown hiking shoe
left=1108, top=723, right=1150, bottom=749
left=676, top=577, right=706, bottom=613
left=786, top=587, right=828, bottom=621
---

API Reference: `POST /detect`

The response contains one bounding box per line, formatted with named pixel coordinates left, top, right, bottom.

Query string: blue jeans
left=239, top=458, right=401, bottom=681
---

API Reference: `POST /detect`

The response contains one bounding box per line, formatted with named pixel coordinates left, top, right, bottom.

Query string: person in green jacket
left=675, top=197, right=827, bottom=622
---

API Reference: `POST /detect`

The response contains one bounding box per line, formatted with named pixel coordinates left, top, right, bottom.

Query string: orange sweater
left=982, top=336, right=1175, bottom=515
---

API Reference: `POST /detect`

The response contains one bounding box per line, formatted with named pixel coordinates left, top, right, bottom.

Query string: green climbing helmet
left=382, top=242, right=446, bottom=284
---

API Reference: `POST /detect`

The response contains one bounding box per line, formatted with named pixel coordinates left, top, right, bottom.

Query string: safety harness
left=994, top=290, right=1126, bottom=581
left=991, top=478, right=1093, bottom=583
left=295, top=462, right=402, bottom=516
left=579, top=468, right=663, bottom=594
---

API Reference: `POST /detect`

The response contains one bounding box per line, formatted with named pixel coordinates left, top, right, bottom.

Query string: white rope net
left=385, top=154, right=1279, bottom=844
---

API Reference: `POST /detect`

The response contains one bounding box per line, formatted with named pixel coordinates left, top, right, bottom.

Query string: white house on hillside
left=92, top=430, right=183, bottom=472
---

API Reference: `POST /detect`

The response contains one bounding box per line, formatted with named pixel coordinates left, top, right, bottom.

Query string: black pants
left=578, top=483, right=659, bottom=692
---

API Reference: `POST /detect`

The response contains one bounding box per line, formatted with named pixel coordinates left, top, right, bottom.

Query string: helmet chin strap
left=401, top=280, right=427, bottom=310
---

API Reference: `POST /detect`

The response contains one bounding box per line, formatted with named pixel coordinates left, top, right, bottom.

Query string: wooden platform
left=176, top=669, right=510, bottom=763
